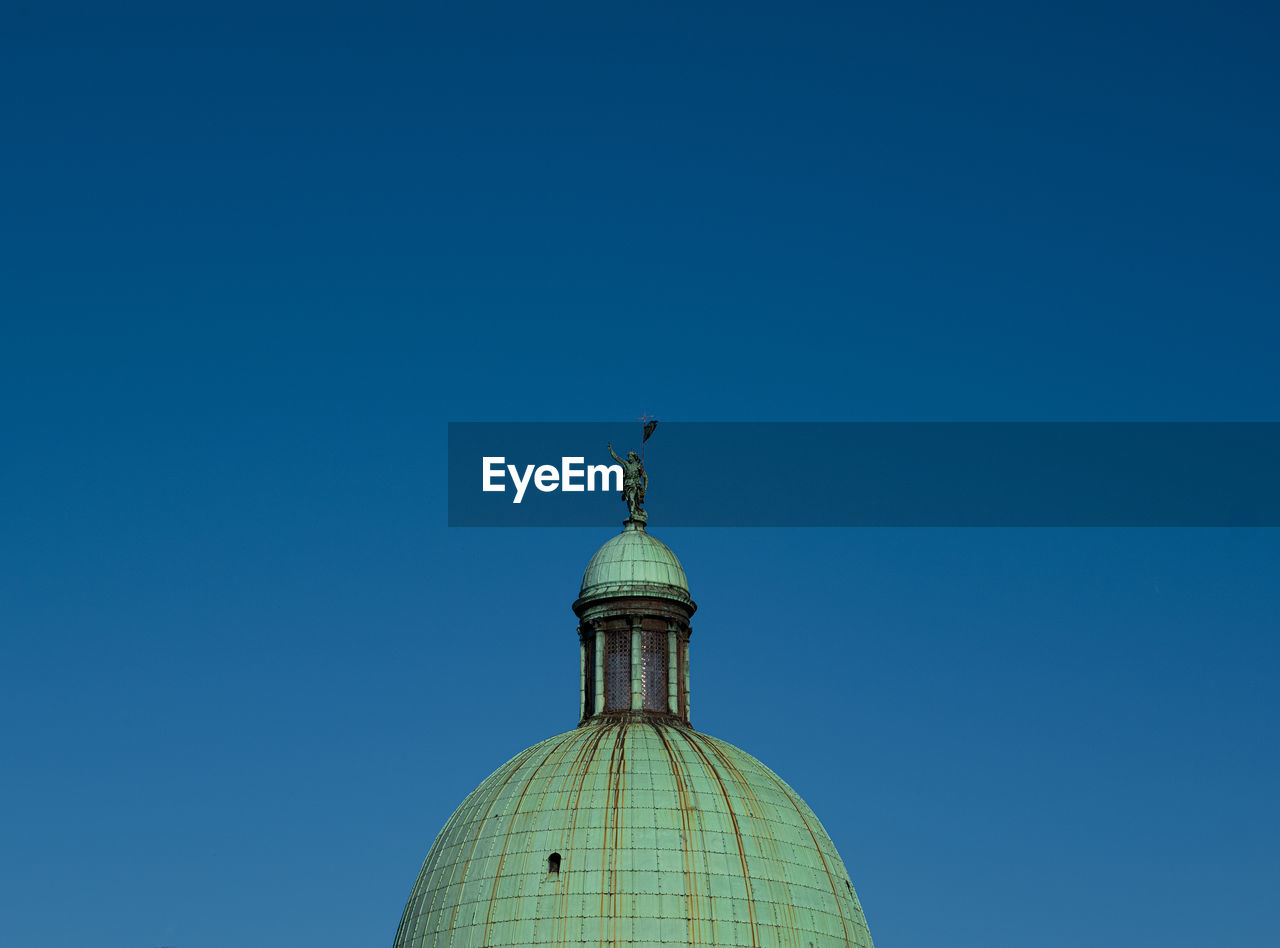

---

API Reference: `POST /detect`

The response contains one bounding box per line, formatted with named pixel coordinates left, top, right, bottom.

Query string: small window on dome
left=548, top=852, right=561, bottom=874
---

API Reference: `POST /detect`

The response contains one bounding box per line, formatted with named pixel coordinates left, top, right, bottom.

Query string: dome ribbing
left=393, top=717, right=874, bottom=948
left=576, top=523, right=692, bottom=609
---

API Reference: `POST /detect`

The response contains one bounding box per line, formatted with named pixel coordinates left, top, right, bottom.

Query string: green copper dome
left=392, top=716, right=874, bottom=948
left=393, top=473, right=877, bottom=947
left=576, top=523, right=692, bottom=609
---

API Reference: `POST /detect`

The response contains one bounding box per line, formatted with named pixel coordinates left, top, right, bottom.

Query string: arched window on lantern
left=641, top=630, right=668, bottom=711
left=582, top=634, right=595, bottom=717
left=604, top=630, right=630, bottom=711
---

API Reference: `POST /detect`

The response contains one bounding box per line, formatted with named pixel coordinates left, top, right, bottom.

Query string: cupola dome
left=576, top=521, right=693, bottom=610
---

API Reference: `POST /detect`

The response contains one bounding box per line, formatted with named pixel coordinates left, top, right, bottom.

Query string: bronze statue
left=607, top=443, right=648, bottom=523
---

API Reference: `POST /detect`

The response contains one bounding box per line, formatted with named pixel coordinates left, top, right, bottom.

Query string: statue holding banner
left=607, top=443, right=648, bottom=524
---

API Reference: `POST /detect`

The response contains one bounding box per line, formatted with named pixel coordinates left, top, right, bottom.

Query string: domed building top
left=576, top=521, right=693, bottom=610
left=393, top=719, right=873, bottom=948
left=393, top=441, right=876, bottom=948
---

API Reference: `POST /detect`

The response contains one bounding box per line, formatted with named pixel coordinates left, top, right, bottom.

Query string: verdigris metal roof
left=577, top=525, right=692, bottom=608
left=393, top=717, right=874, bottom=948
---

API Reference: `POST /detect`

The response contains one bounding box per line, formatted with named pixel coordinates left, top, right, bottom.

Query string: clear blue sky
left=2, top=3, right=1277, bottom=946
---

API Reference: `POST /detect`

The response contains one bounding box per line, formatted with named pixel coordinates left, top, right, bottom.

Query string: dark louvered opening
left=641, top=630, right=668, bottom=710
left=604, top=631, right=630, bottom=710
